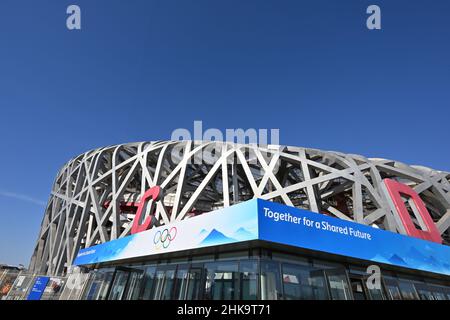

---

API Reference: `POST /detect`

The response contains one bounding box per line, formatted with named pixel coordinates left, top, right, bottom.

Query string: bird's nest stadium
left=7, top=141, right=450, bottom=300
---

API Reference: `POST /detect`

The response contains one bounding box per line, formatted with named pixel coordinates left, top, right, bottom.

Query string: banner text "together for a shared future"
left=263, top=207, right=372, bottom=240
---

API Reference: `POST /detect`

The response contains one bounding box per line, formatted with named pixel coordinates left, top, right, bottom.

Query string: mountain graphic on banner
left=233, top=227, right=254, bottom=240
left=403, top=247, right=448, bottom=272
left=406, top=246, right=428, bottom=261
left=388, top=254, right=408, bottom=266
left=199, top=229, right=236, bottom=246
left=198, top=229, right=208, bottom=237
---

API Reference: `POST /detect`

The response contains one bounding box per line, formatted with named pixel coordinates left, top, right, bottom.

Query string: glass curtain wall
left=82, top=268, right=115, bottom=300
left=80, top=250, right=450, bottom=301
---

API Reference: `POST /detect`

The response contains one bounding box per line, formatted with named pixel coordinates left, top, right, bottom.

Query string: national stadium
left=2, top=141, right=450, bottom=300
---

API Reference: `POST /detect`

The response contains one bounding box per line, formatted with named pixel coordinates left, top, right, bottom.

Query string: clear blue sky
left=0, top=0, right=449, bottom=266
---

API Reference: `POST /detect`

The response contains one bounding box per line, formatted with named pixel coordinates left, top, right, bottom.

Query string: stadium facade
left=27, top=141, right=450, bottom=300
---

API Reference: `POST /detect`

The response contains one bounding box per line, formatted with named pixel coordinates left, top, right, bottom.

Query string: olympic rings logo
left=153, top=227, right=177, bottom=249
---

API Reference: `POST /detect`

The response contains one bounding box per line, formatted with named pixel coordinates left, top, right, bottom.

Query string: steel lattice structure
left=29, top=141, right=450, bottom=275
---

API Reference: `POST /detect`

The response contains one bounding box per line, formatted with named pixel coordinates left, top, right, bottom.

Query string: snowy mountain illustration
left=233, top=227, right=255, bottom=241
left=198, top=228, right=208, bottom=237
left=388, top=254, right=408, bottom=266
left=369, top=247, right=450, bottom=275
left=406, top=246, right=428, bottom=261
left=199, top=229, right=236, bottom=246
left=402, top=247, right=449, bottom=273
left=370, top=254, right=391, bottom=264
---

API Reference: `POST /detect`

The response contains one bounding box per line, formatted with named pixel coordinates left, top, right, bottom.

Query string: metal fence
left=3, top=273, right=35, bottom=300
left=1, top=271, right=94, bottom=300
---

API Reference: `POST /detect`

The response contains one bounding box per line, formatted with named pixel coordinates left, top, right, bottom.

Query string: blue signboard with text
left=257, top=199, right=450, bottom=276
left=27, top=276, right=50, bottom=300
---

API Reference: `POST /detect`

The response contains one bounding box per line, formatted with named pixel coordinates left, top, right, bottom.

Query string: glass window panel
left=414, top=284, right=435, bottom=301
left=386, top=285, right=402, bottom=300
left=432, top=291, right=447, bottom=301
left=204, top=261, right=239, bottom=300
left=350, top=279, right=368, bottom=300
left=367, top=284, right=385, bottom=300
left=173, top=267, right=189, bottom=300
left=185, top=267, right=203, bottom=300
left=152, top=268, right=176, bottom=300
left=349, top=273, right=385, bottom=300
left=124, top=271, right=144, bottom=300
left=398, top=280, right=419, bottom=300
left=327, top=273, right=352, bottom=300
left=281, top=263, right=328, bottom=300
left=383, top=277, right=403, bottom=300
left=417, top=289, right=435, bottom=300
left=108, top=270, right=129, bottom=300
left=427, top=285, right=450, bottom=301
left=240, top=260, right=258, bottom=300
left=139, top=266, right=156, bottom=300
left=162, top=269, right=176, bottom=300
left=152, top=269, right=165, bottom=300
left=260, top=261, right=282, bottom=300
left=83, top=268, right=115, bottom=300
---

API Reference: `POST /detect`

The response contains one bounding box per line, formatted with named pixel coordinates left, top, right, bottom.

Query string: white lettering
left=66, top=5, right=81, bottom=30
left=366, top=5, right=381, bottom=30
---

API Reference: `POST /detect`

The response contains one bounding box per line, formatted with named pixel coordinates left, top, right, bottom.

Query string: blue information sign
left=27, top=276, right=50, bottom=300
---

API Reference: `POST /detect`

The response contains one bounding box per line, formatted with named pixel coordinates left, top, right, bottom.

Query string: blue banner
left=74, top=198, right=450, bottom=276
left=74, top=200, right=258, bottom=266
left=27, top=276, right=50, bottom=300
left=257, top=199, right=450, bottom=276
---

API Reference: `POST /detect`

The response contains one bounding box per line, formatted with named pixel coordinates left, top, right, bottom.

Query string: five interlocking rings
left=153, top=227, right=177, bottom=249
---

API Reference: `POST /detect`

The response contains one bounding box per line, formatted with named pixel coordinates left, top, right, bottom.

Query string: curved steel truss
left=29, top=141, right=450, bottom=275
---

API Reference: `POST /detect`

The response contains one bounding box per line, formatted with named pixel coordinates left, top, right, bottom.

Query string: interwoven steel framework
left=29, top=141, right=450, bottom=275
